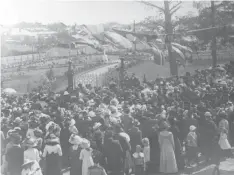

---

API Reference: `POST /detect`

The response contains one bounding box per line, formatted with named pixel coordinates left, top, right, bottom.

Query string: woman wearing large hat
left=23, top=137, right=40, bottom=163
left=42, top=133, right=62, bottom=175
left=69, top=135, right=83, bottom=175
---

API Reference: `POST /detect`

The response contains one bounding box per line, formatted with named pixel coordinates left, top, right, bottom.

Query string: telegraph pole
left=133, top=20, right=137, bottom=52
left=211, top=1, right=217, bottom=67
left=164, top=0, right=178, bottom=76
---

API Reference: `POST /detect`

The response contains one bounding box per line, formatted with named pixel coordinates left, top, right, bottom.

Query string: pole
left=211, top=1, right=217, bottom=67
left=133, top=20, right=136, bottom=52
left=67, top=60, right=74, bottom=92
left=164, top=0, right=178, bottom=76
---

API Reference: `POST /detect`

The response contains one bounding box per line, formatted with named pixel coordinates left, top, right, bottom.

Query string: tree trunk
left=211, top=1, right=217, bottom=67
left=119, top=57, right=125, bottom=88
left=164, top=0, right=178, bottom=76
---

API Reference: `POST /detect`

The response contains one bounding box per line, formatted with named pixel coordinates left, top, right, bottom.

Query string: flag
left=104, top=31, right=132, bottom=49
left=149, top=42, right=165, bottom=66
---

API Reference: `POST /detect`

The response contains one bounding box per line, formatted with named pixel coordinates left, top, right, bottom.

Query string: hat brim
left=22, top=160, right=34, bottom=167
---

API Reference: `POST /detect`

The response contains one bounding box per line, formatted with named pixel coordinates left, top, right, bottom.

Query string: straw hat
left=205, top=112, right=212, bottom=117
left=81, top=139, right=90, bottom=149
left=88, top=111, right=96, bottom=118
left=22, top=159, right=34, bottom=167
left=189, top=125, right=197, bottom=131
left=70, top=119, right=76, bottom=126
left=69, top=135, right=83, bottom=145
left=14, top=117, right=22, bottom=124
left=23, top=138, right=37, bottom=147
left=64, top=91, right=69, bottom=95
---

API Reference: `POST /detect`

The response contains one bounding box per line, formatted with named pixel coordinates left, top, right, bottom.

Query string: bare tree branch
left=169, top=2, right=182, bottom=13
left=170, top=6, right=181, bottom=15
left=168, top=0, right=174, bottom=5
left=139, top=1, right=165, bottom=12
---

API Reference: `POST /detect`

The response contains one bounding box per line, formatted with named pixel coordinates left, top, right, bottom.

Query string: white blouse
left=42, top=144, right=62, bottom=157
left=24, top=148, right=40, bottom=162
left=26, top=128, right=36, bottom=139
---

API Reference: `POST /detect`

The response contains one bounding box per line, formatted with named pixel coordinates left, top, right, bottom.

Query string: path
left=62, top=159, right=234, bottom=175
left=55, top=63, right=119, bottom=92
left=85, top=62, right=119, bottom=75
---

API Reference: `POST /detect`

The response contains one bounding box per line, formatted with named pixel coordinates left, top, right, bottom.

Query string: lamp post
left=67, top=60, right=74, bottom=92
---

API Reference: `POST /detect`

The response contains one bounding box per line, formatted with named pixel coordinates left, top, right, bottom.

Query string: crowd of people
left=1, top=61, right=234, bottom=175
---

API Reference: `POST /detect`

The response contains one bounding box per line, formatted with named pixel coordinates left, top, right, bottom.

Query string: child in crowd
left=186, top=125, right=199, bottom=167
left=142, top=138, right=150, bottom=175
left=133, top=145, right=145, bottom=175
left=80, top=139, right=94, bottom=175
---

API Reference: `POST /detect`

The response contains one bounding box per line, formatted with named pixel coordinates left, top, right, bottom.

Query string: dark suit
left=128, top=126, right=142, bottom=153
left=103, top=137, right=124, bottom=173
left=140, top=118, right=158, bottom=138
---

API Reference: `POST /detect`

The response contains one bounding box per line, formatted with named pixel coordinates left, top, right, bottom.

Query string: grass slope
left=127, top=58, right=232, bottom=81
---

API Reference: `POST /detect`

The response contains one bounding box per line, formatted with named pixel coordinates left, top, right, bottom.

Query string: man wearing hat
left=69, top=135, right=83, bottom=175
left=103, top=130, right=124, bottom=175
left=199, top=111, right=218, bottom=162
left=5, top=133, right=24, bottom=175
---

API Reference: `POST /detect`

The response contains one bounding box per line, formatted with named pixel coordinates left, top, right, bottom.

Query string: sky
left=0, top=0, right=197, bottom=26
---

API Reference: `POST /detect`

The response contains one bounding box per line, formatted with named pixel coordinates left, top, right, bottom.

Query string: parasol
left=3, top=88, right=17, bottom=95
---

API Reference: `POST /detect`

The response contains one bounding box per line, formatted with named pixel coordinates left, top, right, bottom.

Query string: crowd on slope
left=1, top=61, right=234, bottom=175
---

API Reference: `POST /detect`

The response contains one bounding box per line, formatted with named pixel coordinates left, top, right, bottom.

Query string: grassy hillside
left=127, top=58, right=231, bottom=81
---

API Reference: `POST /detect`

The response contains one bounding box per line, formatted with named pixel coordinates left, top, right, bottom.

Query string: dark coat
left=140, top=119, right=158, bottom=138
left=127, top=126, right=142, bottom=153
left=103, top=137, right=124, bottom=173
left=6, top=145, right=24, bottom=175
left=148, top=129, right=160, bottom=172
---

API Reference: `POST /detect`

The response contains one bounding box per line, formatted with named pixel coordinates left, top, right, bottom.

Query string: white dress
left=24, top=148, right=40, bottom=162
left=219, top=132, right=231, bottom=150
left=21, top=160, right=43, bottom=175
left=159, top=131, right=178, bottom=173
left=79, top=149, right=94, bottom=175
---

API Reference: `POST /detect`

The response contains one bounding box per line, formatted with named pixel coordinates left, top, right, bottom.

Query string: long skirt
left=135, top=165, right=144, bottom=175
left=45, top=153, right=62, bottom=175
